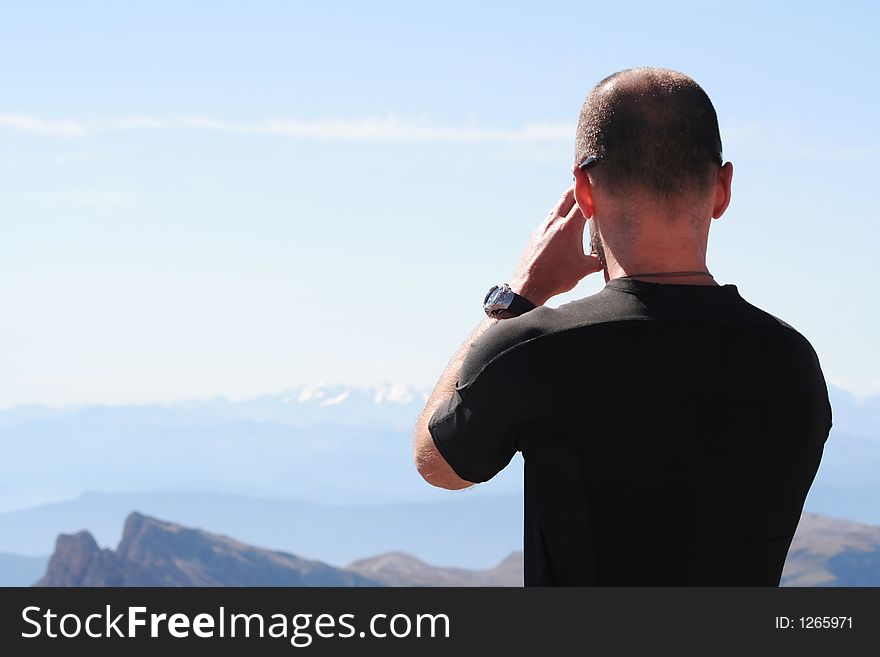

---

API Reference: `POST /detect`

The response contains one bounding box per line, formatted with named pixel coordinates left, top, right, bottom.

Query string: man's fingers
left=566, top=203, right=587, bottom=225
left=552, top=185, right=576, bottom=219
left=562, top=204, right=588, bottom=244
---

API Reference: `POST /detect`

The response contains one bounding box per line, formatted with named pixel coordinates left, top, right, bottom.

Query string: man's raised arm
left=412, top=185, right=603, bottom=490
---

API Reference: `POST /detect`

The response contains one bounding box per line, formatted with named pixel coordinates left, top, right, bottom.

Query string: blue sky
left=1, top=0, right=877, bottom=406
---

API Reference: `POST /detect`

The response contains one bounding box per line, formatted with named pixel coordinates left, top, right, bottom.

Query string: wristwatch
left=483, top=283, right=536, bottom=319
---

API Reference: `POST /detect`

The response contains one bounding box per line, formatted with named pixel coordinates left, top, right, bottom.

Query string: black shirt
left=428, top=278, right=833, bottom=586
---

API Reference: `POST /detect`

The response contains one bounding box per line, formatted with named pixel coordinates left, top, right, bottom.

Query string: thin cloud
left=0, top=113, right=87, bottom=137
left=5, top=112, right=870, bottom=162
left=0, top=112, right=573, bottom=143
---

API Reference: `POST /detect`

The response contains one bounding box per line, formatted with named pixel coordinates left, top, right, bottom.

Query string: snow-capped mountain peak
left=373, top=383, right=418, bottom=405
left=279, top=383, right=427, bottom=407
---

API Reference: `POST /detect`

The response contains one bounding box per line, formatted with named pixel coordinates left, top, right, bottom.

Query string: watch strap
left=507, top=291, right=537, bottom=316
left=492, top=289, right=536, bottom=319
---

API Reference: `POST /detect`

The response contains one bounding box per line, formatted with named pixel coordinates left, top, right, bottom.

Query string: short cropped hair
left=574, top=67, right=723, bottom=197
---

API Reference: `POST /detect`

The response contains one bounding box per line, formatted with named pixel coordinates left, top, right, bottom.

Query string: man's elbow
left=418, top=465, right=474, bottom=490
left=413, top=439, right=474, bottom=490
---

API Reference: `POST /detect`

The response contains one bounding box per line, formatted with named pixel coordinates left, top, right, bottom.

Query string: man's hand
left=510, top=185, right=604, bottom=306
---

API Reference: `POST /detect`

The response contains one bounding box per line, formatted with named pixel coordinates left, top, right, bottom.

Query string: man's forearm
left=412, top=315, right=499, bottom=489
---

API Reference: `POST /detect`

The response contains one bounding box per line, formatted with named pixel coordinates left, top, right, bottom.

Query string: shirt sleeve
left=427, top=319, right=536, bottom=484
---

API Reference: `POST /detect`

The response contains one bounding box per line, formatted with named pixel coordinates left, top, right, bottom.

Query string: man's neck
left=604, top=256, right=717, bottom=286
left=600, top=223, right=716, bottom=285
left=612, top=271, right=718, bottom=286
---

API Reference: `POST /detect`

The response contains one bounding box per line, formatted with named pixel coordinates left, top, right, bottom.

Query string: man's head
left=572, top=67, right=733, bottom=279
left=575, top=67, right=722, bottom=197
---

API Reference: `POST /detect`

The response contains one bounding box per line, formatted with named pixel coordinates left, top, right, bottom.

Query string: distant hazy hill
left=36, top=513, right=521, bottom=587
left=349, top=552, right=523, bottom=587
left=0, top=552, right=48, bottom=586
left=781, top=513, right=880, bottom=586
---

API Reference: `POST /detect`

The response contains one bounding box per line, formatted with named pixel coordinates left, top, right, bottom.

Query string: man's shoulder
left=458, top=294, right=614, bottom=387
left=733, top=296, right=814, bottom=343
left=458, top=285, right=823, bottom=387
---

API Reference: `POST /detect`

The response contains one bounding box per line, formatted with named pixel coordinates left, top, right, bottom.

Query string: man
left=412, top=67, right=832, bottom=586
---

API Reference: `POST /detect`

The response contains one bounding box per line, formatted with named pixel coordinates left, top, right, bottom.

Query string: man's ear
left=572, top=165, right=596, bottom=218
left=712, top=161, right=734, bottom=219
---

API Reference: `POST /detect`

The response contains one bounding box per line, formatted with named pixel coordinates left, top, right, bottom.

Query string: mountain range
left=0, top=383, right=876, bottom=520
left=36, top=512, right=522, bottom=587
left=0, top=383, right=522, bottom=513
left=0, top=490, right=523, bottom=569
left=0, top=382, right=877, bottom=585
left=33, top=510, right=880, bottom=587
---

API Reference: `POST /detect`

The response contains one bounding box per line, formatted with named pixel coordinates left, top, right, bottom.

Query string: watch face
left=484, top=284, right=513, bottom=316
